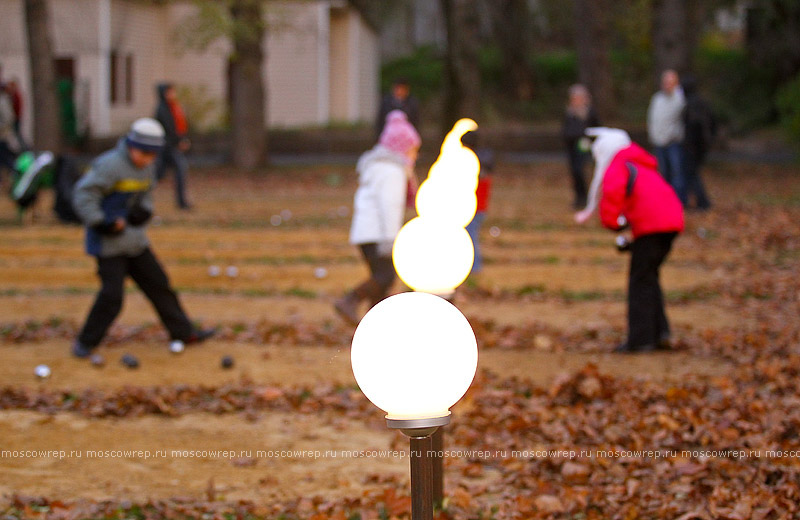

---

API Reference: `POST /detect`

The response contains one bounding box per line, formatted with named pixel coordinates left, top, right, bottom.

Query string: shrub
left=695, top=46, right=775, bottom=132
left=776, top=72, right=800, bottom=150
left=380, top=45, right=444, bottom=102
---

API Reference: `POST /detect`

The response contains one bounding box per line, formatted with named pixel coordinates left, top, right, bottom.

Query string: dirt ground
left=0, top=159, right=786, bottom=504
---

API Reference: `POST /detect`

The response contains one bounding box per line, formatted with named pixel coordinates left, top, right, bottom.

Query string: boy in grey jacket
left=71, top=118, right=214, bottom=358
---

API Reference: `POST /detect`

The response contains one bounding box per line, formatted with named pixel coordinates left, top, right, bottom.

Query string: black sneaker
left=613, top=342, right=636, bottom=354
left=72, top=340, right=95, bottom=358
left=614, top=342, right=657, bottom=354
left=185, top=328, right=217, bottom=344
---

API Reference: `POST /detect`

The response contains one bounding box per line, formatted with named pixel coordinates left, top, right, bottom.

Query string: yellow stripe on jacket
left=113, top=179, right=151, bottom=192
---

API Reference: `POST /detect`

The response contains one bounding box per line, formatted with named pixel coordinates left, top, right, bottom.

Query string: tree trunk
left=490, top=0, right=534, bottom=101
left=652, top=0, right=691, bottom=78
left=574, top=0, right=615, bottom=119
left=229, top=0, right=267, bottom=169
left=440, top=0, right=481, bottom=136
left=24, top=0, right=62, bottom=152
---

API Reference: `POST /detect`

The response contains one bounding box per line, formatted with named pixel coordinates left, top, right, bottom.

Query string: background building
left=0, top=0, right=379, bottom=140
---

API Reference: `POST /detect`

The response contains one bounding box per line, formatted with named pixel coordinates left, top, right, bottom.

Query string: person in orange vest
left=154, top=83, right=192, bottom=209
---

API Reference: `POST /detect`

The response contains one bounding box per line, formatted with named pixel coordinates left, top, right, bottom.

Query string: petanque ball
left=121, top=354, right=139, bottom=369
left=221, top=355, right=234, bottom=369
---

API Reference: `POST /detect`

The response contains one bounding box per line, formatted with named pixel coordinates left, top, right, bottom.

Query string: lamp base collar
left=386, top=414, right=451, bottom=438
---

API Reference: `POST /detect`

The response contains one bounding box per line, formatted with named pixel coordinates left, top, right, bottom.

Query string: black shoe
left=614, top=342, right=658, bottom=354
left=334, top=293, right=360, bottom=325
left=613, top=342, right=636, bottom=354
left=72, top=340, right=95, bottom=358
left=186, top=328, right=217, bottom=344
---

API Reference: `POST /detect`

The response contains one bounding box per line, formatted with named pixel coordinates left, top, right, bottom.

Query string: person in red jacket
left=575, top=127, right=684, bottom=353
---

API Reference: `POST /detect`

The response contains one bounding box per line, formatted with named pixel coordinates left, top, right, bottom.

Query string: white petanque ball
left=208, top=265, right=221, bottom=277
left=314, top=267, right=328, bottom=279
left=169, top=340, right=185, bottom=354
left=34, top=364, right=51, bottom=378
left=226, top=266, right=239, bottom=278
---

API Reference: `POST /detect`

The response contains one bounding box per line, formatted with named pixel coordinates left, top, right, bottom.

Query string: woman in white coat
left=335, top=110, right=421, bottom=324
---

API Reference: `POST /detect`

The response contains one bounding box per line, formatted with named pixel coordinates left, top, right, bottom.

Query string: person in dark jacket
left=71, top=118, right=214, bottom=359
left=562, top=84, right=600, bottom=208
left=154, top=83, right=192, bottom=209
left=376, top=77, right=420, bottom=138
left=681, top=75, right=715, bottom=210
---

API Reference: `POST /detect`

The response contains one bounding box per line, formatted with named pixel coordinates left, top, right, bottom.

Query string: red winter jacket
left=599, top=143, right=684, bottom=238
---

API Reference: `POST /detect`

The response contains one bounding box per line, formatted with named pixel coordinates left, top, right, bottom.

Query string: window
left=125, top=54, right=134, bottom=103
left=109, top=52, right=135, bottom=105
left=109, top=51, right=118, bottom=104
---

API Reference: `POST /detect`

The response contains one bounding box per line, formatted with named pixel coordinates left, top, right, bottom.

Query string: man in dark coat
left=376, top=77, right=420, bottom=138
left=681, top=75, right=715, bottom=210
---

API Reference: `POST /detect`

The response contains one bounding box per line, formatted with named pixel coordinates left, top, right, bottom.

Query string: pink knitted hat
left=379, top=110, right=421, bottom=155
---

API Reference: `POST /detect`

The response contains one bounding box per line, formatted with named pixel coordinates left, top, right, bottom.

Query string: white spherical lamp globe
left=427, top=153, right=480, bottom=193
left=415, top=177, right=477, bottom=228
left=350, top=292, right=478, bottom=420
left=392, top=217, right=475, bottom=295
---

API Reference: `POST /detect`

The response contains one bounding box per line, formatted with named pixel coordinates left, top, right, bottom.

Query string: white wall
left=266, top=1, right=329, bottom=127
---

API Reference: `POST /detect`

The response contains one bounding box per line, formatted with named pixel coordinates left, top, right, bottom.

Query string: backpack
left=10, top=151, right=55, bottom=209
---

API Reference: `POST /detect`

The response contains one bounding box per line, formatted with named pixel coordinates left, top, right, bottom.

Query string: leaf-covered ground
left=1, top=159, right=799, bottom=519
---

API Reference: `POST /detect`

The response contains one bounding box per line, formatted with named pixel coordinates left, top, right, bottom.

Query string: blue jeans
left=466, top=211, right=486, bottom=274
left=653, top=143, right=686, bottom=205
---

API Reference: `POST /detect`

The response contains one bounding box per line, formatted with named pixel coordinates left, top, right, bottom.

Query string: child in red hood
left=575, top=127, right=684, bottom=353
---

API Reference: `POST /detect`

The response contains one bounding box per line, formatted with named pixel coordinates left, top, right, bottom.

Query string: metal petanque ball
left=489, top=226, right=501, bottom=237
left=90, top=353, right=106, bottom=367
left=121, top=354, right=140, bottom=369
left=314, top=267, right=328, bottom=279
left=34, top=364, right=51, bottom=379
left=226, top=266, right=239, bottom=278
left=208, top=265, right=221, bottom=277
left=221, top=355, right=234, bottom=369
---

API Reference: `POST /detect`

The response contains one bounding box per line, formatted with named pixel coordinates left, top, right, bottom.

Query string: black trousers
left=684, top=151, right=712, bottom=209
left=0, top=140, right=17, bottom=177
left=627, top=232, right=677, bottom=348
left=78, top=248, right=193, bottom=347
left=566, top=148, right=589, bottom=207
left=359, top=243, right=396, bottom=297
left=156, top=147, right=189, bottom=208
